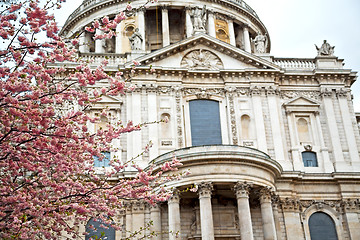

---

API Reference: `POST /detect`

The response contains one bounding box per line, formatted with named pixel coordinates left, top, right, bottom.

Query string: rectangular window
left=302, top=151, right=318, bottom=167
left=189, top=100, right=222, bottom=146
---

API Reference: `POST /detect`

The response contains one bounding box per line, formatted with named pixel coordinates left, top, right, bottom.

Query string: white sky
left=56, top=0, right=360, bottom=112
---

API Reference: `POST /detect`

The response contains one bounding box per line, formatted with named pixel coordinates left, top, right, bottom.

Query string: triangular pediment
left=126, top=33, right=281, bottom=71
left=91, top=95, right=122, bottom=110
left=283, top=96, right=320, bottom=113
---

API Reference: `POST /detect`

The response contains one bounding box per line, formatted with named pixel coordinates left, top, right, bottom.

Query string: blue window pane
left=94, top=152, right=111, bottom=167
left=309, top=212, right=338, bottom=240
left=85, top=217, right=115, bottom=240
left=302, top=151, right=318, bottom=167
left=189, top=100, right=222, bottom=146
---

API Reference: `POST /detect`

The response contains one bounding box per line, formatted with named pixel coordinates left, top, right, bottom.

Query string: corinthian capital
left=197, top=181, right=213, bottom=197
left=259, top=186, right=274, bottom=204
left=234, top=181, right=252, bottom=198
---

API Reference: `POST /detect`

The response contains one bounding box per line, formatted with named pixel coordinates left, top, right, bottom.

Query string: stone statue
left=104, top=38, right=115, bottom=53
left=128, top=28, right=143, bottom=50
left=190, top=213, right=197, bottom=234
left=315, top=40, right=335, bottom=56
left=191, top=6, right=207, bottom=31
left=252, top=32, right=267, bottom=53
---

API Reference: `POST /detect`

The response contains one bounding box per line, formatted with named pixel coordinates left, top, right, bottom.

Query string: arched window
left=160, top=113, right=171, bottom=139
left=297, top=117, right=311, bottom=143
left=189, top=100, right=222, bottom=146
left=85, top=217, right=115, bottom=240
left=241, top=115, right=251, bottom=139
left=302, top=151, right=318, bottom=167
left=309, top=212, right=338, bottom=240
left=125, top=25, right=135, bottom=37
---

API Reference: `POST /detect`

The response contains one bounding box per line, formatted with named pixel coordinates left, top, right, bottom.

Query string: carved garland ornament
left=181, top=49, right=224, bottom=70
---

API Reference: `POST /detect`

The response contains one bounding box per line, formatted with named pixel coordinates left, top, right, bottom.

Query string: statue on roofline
left=315, top=40, right=335, bottom=56
left=191, top=6, right=207, bottom=32
left=252, top=32, right=267, bottom=54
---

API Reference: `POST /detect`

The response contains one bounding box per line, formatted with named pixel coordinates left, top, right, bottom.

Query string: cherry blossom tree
left=0, top=1, right=180, bottom=239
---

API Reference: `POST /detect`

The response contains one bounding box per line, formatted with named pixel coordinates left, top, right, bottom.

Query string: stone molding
left=280, top=197, right=301, bottom=212
left=132, top=201, right=145, bottom=213
left=168, top=190, right=180, bottom=204
left=281, top=90, right=321, bottom=100
left=340, top=198, right=360, bottom=212
left=225, top=86, right=238, bottom=145
left=233, top=181, right=252, bottom=198
left=197, top=181, right=213, bottom=197
left=259, top=186, right=274, bottom=204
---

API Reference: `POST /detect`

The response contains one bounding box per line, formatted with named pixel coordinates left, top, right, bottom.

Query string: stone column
left=79, top=31, right=87, bottom=53
left=161, top=6, right=170, bottom=47
left=115, top=23, right=122, bottom=54
left=259, top=188, right=277, bottom=240
left=168, top=191, right=181, bottom=240
left=228, top=18, right=236, bottom=46
left=243, top=25, right=251, bottom=52
left=207, top=11, right=216, bottom=38
left=125, top=202, right=133, bottom=238
left=234, top=182, right=254, bottom=240
left=198, top=182, right=215, bottom=240
left=185, top=7, right=193, bottom=37
left=137, top=8, right=146, bottom=51
left=150, top=204, right=162, bottom=240
left=132, top=202, right=145, bottom=238
left=95, top=28, right=105, bottom=53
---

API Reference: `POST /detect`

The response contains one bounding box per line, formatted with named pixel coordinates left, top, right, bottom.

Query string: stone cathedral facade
left=61, top=0, right=360, bottom=239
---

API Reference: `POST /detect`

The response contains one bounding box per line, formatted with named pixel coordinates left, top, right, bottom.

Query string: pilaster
left=321, top=88, right=347, bottom=171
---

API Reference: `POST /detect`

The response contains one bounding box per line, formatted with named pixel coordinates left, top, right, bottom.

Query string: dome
left=61, top=0, right=271, bottom=55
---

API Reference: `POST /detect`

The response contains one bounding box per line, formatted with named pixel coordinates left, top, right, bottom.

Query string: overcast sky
left=57, top=0, right=360, bottom=112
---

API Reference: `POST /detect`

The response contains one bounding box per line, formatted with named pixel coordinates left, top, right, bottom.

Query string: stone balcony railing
left=79, top=52, right=128, bottom=65
left=151, top=144, right=281, bottom=172
left=273, top=58, right=316, bottom=70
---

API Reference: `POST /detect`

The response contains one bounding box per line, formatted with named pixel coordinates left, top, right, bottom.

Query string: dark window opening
left=189, top=100, right=222, bottom=146
left=309, top=212, right=338, bottom=240
left=302, top=151, right=318, bottom=167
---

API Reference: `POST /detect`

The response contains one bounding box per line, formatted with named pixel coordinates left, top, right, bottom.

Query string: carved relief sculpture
left=181, top=49, right=223, bottom=70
